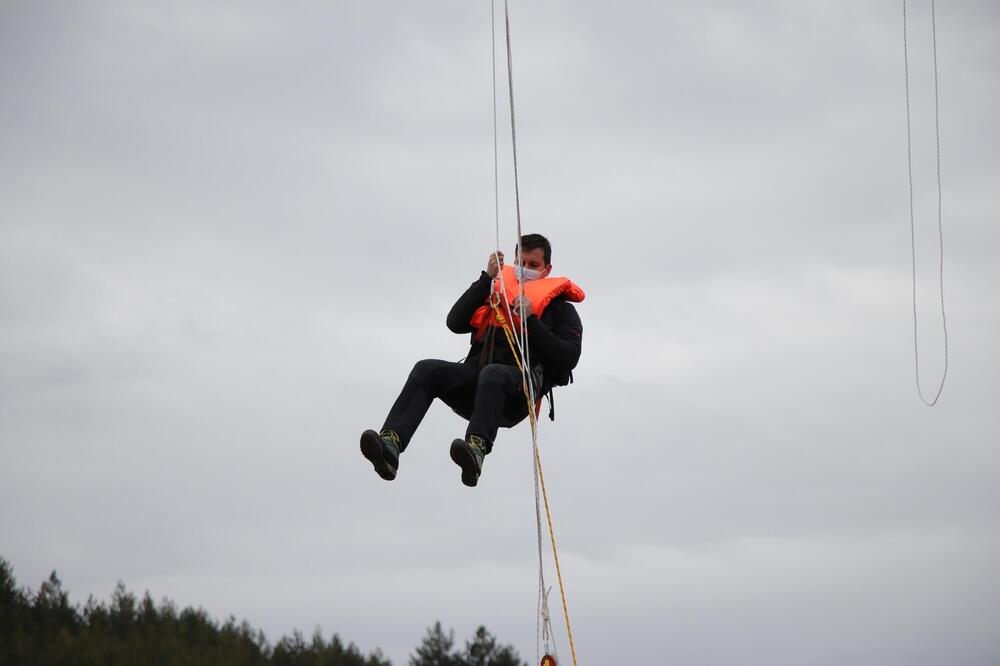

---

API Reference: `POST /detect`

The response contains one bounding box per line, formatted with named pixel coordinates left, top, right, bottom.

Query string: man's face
left=517, top=247, right=552, bottom=278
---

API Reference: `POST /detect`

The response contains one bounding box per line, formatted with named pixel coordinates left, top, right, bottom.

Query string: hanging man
left=360, top=233, right=584, bottom=487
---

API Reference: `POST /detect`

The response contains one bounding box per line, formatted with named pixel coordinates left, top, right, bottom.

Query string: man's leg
left=362, top=359, right=478, bottom=481
left=466, top=363, right=527, bottom=449
left=381, top=359, right=479, bottom=450
left=450, top=363, right=526, bottom=487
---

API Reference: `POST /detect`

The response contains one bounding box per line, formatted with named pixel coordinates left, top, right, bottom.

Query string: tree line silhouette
left=0, top=557, right=525, bottom=666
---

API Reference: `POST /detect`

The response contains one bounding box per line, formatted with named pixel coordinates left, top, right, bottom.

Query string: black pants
left=382, top=359, right=529, bottom=454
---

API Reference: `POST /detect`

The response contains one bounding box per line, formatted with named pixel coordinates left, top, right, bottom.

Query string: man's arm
left=447, top=252, right=504, bottom=334
left=526, top=301, right=583, bottom=374
left=446, top=271, right=493, bottom=334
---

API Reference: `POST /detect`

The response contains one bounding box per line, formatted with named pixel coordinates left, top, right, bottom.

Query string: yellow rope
left=489, top=301, right=579, bottom=666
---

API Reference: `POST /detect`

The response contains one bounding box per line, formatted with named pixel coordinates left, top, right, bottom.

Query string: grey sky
left=2, top=1, right=998, bottom=665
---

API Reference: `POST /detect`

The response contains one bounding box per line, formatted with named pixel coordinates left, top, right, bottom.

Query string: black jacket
left=446, top=271, right=583, bottom=392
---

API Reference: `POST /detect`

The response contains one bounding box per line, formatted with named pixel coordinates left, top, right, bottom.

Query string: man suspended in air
left=360, top=233, right=584, bottom=487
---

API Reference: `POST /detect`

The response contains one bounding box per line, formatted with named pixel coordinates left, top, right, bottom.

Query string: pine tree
left=0, top=558, right=30, bottom=663
left=410, top=621, right=463, bottom=666
left=410, top=623, right=526, bottom=666
left=460, top=626, right=525, bottom=666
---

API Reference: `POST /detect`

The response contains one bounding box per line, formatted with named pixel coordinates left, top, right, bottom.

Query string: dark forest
left=0, top=558, right=525, bottom=666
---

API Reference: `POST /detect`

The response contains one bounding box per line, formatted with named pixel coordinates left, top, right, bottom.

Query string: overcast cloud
left=2, top=2, right=998, bottom=665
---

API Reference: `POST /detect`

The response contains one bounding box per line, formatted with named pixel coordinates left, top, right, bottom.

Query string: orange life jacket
left=469, top=265, right=585, bottom=340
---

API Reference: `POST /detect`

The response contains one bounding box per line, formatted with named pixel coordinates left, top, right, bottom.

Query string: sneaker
left=450, top=435, right=487, bottom=487
left=360, top=429, right=401, bottom=481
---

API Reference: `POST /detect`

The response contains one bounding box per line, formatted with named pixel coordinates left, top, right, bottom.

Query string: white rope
left=541, top=586, right=559, bottom=662
left=487, top=268, right=548, bottom=663
left=490, top=0, right=501, bottom=253
left=903, top=0, right=949, bottom=406
left=499, top=3, right=552, bottom=662
left=489, top=1, right=554, bottom=661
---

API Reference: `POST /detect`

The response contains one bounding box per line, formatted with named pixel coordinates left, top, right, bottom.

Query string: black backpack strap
left=478, top=326, right=497, bottom=369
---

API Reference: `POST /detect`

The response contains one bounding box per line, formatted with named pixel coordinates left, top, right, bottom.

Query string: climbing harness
left=902, top=0, right=949, bottom=406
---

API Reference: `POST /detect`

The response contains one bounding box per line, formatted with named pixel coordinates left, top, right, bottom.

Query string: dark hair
left=517, top=233, right=552, bottom=265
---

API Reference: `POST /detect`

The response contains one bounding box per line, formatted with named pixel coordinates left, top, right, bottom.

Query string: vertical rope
left=489, top=301, right=572, bottom=666
left=503, top=0, right=531, bottom=364
left=903, top=0, right=949, bottom=406
left=491, top=0, right=501, bottom=253
left=501, top=5, right=579, bottom=664
left=501, top=0, right=546, bottom=658
left=490, top=1, right=547, bottom=659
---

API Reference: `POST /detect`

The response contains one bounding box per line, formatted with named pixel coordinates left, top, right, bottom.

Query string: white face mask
left=514, top=265, right=543, bottom=282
